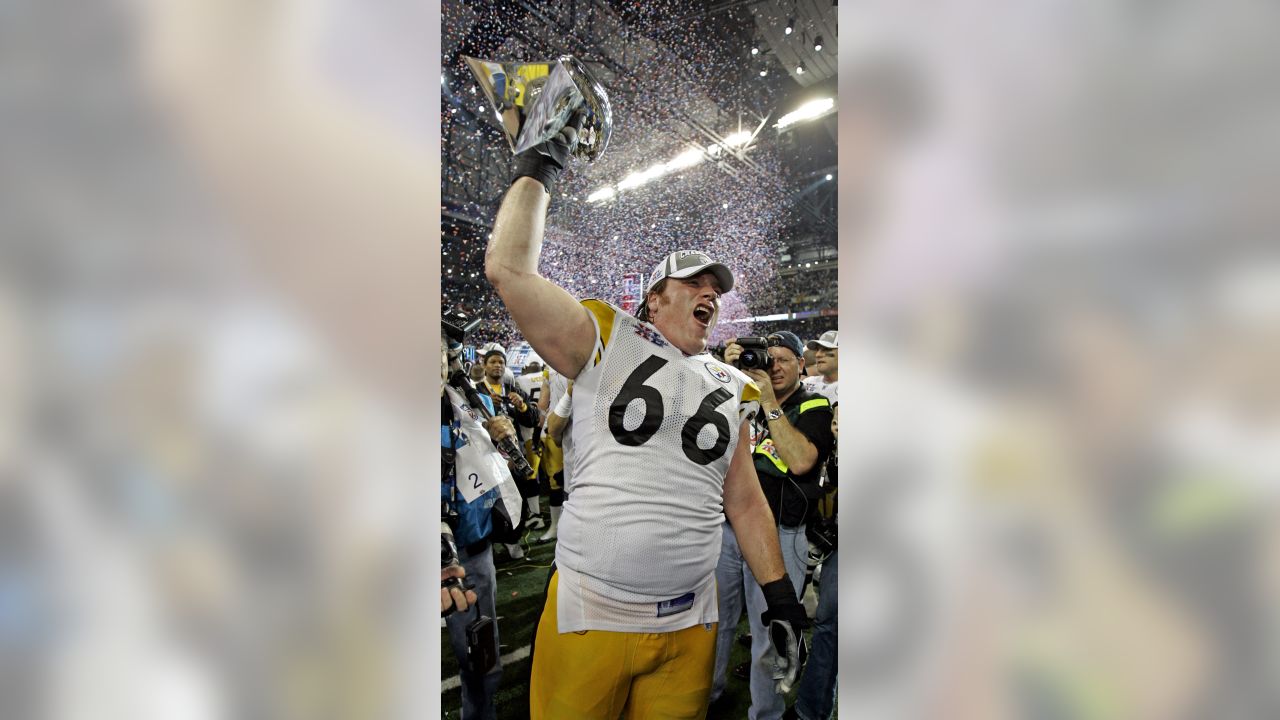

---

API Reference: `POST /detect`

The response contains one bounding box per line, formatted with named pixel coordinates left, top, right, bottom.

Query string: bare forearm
left=726, top=487, right=786, bottom=585
left=723, top=421, right=786, bottom=584
left=547, top=412, right=568, bottom=444
left=761, top=415, right=818, bottom=475
left=486, top=177, right=550, bottom=280
left=537, top=379, right=551, bottom=414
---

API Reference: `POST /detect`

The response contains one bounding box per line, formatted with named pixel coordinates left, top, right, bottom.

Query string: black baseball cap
left=767, top=331, right=805, bottom=359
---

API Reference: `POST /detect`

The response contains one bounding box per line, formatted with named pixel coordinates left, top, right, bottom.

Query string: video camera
left=733, top=337, right=774, bottom=372
left=443, top=308, right=482, bottom=344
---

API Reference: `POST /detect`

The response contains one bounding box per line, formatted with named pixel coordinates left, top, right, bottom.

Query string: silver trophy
left=463, top=55, right=612, bottom=162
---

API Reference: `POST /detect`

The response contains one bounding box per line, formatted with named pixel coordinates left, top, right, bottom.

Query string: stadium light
left=666, top=148, right=705, bottom=171
left=776, top=97, right=835, bottom=129
left=617, top=162, right=669, bottom=190
left=617, top=172, right=647, bottom=190
left=796, top=62, right=806, bottom=75
left=814, top=35, right=824, bottom=52
left=587, top=187, right=616, bottom=202
left=588, top=124, right=763, bottom=202
left=785, top=18, right=794, bottom=34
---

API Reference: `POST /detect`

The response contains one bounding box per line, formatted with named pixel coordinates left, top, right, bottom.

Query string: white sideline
left=441, top=643, right=533, bottom=693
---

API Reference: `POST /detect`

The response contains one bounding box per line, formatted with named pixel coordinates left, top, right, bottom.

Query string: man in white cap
left=803, top=330, right=839, bottom=403
left=485, top=113, right=809, bottom=719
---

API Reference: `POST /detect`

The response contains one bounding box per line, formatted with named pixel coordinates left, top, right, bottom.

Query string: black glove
left=760, top=577, right=810, bottom=694
left=512, top=107, right=587, bottom=195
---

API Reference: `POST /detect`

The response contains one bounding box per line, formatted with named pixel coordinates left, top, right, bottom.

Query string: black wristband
left=761, top=577, right=797, bottom=609
left=512, top=151, right=564, bottom=195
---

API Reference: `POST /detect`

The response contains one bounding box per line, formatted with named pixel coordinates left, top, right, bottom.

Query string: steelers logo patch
left=705, top=362, right=732, bottom=383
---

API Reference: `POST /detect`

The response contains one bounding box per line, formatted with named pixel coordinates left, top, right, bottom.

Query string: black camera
left=442, top=308, right=482, bottom=343
left=465, top=613, right=498, bottom=676
left=806, top=515, right=837, bottom=561
left=734, top=337, right=774, bottom=372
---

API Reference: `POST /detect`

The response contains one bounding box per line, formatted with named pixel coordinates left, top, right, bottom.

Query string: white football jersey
left=544, top=368, right=570, bottom=424
left=514, top=373, right=542, bottom=442
left=544, top=367, right=575, bottom=481
left=555, top=299, right=759, bottom=631
left=803, top=374, right=839, bottom=403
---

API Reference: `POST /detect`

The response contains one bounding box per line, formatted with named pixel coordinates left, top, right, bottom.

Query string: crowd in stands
left=749, top=268, right=838, bottom=314
left=754, top=317, right=836, bottom=341
left=443, top=234, right=839, bottom=352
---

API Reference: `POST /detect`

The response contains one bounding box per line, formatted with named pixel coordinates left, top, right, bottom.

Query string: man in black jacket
left=474, top=342, right=540, bottom=429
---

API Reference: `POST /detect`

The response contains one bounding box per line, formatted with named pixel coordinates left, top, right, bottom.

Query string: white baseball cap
left=478, top=342, right=507, bottom=360
left=647, top=250, right=735, bottom=294
left=806, top=330, right=838, bottom=350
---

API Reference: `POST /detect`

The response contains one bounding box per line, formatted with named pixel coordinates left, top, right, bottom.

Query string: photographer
left=472, top=342, right=540, bottom=560
left=786, top=400, right=838, bottom=720
left=441, top=319, right=525, bottom=720
left=710, top=331, right=835, bottom=720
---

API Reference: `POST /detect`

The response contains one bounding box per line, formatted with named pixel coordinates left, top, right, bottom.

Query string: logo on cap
left=671, top=251, right=711, bottom=273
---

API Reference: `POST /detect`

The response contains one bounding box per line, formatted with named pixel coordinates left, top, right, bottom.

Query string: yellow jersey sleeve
left=579, top=298, right=618, bottom=372
left=739, top=379, right=761, bottom=426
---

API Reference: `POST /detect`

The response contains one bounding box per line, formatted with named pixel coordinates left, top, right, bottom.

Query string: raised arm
left=485, top=178, right=594, bottom=378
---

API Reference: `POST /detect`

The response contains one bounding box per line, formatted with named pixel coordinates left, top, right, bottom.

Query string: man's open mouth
left=693, top=304, right=714, bottom=324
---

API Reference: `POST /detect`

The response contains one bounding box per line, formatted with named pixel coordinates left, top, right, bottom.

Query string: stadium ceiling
left=442, top=0, right=837, bottom=257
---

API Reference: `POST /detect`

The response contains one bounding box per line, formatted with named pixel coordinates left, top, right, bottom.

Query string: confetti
left=441, top=0, right=835, bottom=349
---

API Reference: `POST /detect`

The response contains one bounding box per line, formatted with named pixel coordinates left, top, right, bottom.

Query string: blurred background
left=3, top=0, right=1280, bottom=718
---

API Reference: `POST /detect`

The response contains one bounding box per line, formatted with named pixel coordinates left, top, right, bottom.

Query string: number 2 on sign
left=470, top=473, right=482, bottom=489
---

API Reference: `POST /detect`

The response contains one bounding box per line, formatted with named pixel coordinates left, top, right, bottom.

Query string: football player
left=485, top=110, right=809, bottom=719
